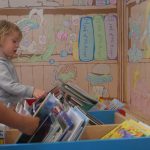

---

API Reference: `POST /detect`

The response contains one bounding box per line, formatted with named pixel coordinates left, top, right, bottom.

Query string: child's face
left=1, top=31, right=21, bottom=58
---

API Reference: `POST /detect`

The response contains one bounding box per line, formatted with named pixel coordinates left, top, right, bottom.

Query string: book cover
left=101, top=119, right=150, bottom=139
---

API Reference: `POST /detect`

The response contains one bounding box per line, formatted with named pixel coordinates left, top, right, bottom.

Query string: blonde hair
left=0, top=20, right=22, bottom=44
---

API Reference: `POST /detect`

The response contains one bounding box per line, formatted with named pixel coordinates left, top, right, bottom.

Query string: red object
left=118, top=109, right=126, bottom=116
left=26, top=98, right=36, bottom=106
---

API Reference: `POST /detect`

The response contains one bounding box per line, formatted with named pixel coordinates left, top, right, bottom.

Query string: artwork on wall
left=0, top=1, right=119, bottom=99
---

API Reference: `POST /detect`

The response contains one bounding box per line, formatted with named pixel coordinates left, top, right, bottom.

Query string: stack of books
left=16, top=90, right=102, bottom=143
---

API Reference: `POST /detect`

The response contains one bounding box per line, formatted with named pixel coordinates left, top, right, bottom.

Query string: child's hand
left=21, top=116, right=40, bottom=135
left=33, top=88, right=46, bottom=99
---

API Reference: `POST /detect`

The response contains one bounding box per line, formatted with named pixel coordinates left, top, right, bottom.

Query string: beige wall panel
left=20, top=66, right=33, bottom=86
left=32, top=65, right=44, bottom=89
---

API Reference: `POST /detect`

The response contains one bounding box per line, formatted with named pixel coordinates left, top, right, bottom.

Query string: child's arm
left=0, top=102, right=39, bottom=135
left=0, top=62, right=46, bottom=99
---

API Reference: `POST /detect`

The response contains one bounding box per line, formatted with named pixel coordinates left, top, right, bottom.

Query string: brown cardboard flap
left=80, top=124, right=117, bottom=140
left=5, top=129, right=21, bottom=144
left=115, top=112, right=126, bottom=124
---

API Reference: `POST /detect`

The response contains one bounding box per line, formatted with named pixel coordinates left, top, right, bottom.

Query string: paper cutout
left=105, top=14, right=117, bottom=59
left=87, top=73, right=112, bottom=85
left=93, top=15, right=107, bottom=60
left=78, top=17, right=95, bottom=62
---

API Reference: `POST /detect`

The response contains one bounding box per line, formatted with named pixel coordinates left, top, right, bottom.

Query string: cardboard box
left=80, top=124, right=117, bottom=140
left=1, top=125, right=150, bottom=150
left=4, top=110, right=125, bottom=144
left=5, top=129, right=20, bottom=144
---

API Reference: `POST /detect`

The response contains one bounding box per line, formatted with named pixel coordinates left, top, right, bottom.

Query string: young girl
left=0, top=102, right=39, bottom=135
left=0, top=20, right=46, bottom=107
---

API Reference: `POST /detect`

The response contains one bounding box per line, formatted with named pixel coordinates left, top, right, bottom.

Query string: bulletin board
left=0, top=0, right=122, bottom=101
left=124, top=0, right=150, bottom=123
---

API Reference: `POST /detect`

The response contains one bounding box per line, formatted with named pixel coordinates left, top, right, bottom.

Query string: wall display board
left=0, top=0, right=122, bottom=101
left=123, top=0, right=150, bottom=124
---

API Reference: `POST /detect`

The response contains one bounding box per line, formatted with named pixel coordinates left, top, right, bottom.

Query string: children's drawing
left=105, top=14, right=117, bottom=60
left=0, top=1, right=121, bottom=106
left=96, top=0, right=110, bottom=6
left=56, top=31, right=68, bottom=41
left=128, top=47, right=143, bottom=62
left=56, top=64, right=77, bottom=83
left=132, top=69, right=140, bottom=89
left=20, top=39, right=37, bottom=53
left=63, top=19, right=71, bottom=28
left=140, top=3, right=150, bottom=58
left=41, top=44, right=56, bottom=61
left=17, top=8, right=44, bottom=53
left=78, top=17, right=95, bottom=62
left=39, top=35, right=47, bottom=45
left=42, top=0, right=64, bottom=7
left=29, top=44, right=55, bottom=62
left=16, top=18, right=39, bottom=32
left=70, top=33, right=77, bottom=43
left=87, top=73, right=112, bottom=85
left=73, top=0, right=91, bottom=6
left=72, top=16, right=80, bottom=26
left=49, top=59, right=56, bottom=65
left=92, top=85, right=109, bottom=98
left=29, top=8, right=44, bottom=26
left=93, top=15, right=107, bottom=60
left=60, top=50, right=68, bottom=58
left=128, top=17, right=143, bottom=62
left=72, top=42, right=79, bottom=61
